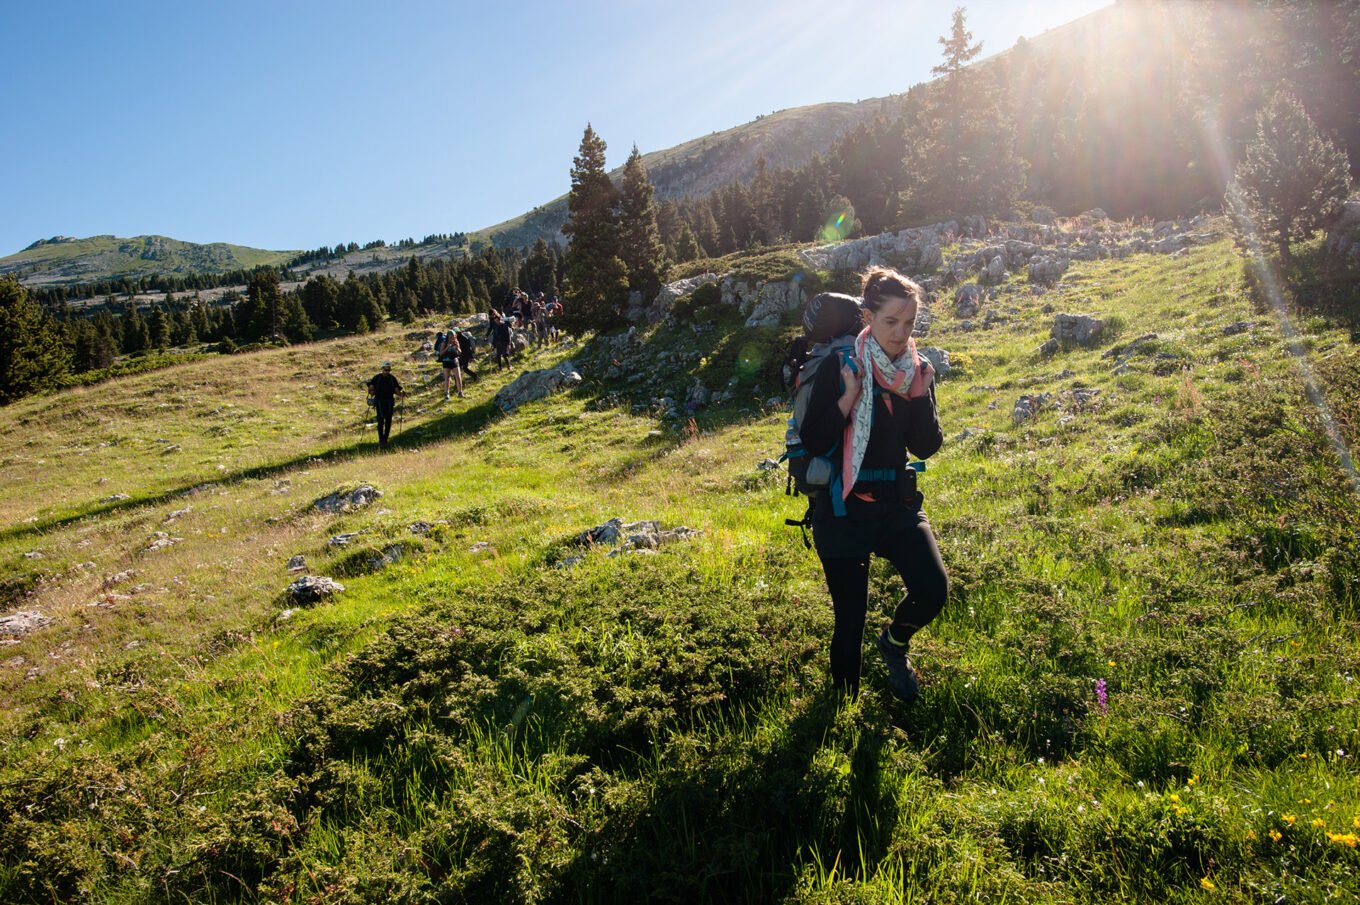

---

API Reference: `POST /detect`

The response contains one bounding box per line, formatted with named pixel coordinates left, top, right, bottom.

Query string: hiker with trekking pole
left=366, top=361, right=405, bottom=449
left=786, top=267, right=945, bottom=701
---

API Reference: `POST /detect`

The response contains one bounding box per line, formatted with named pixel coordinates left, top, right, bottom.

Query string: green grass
left=2, top=235, right=1360, bottom=903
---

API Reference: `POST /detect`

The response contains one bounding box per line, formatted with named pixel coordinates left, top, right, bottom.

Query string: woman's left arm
left=904, top=382, right=943, bottom=460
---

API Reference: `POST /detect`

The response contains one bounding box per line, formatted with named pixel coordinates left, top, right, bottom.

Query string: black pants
left=375, top=398, right=395, bottom=444
left=813, top=499, right=948, bottom=692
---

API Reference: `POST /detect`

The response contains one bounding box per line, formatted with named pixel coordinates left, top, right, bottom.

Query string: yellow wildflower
left=1168, top=793, right=1181, bottom=803
left=1312, top=818, right=1326, bottom=829
left=1268, top=829, right=1282, bottom=842
left=1247, top=830, right=1257, bottom=841
left=1201, top=878, right=1216, bottom=891
left=1282, top=814, right=1297, bottom=825
left=1188, top=775, right=1199, bottom=787
left=1174, top=805, right=1189, bottom=817
left=1107, top=660, right=1117, bottom=667
left=1353, top=816, right=1359, bottom=829
left=1325, top=832, right=1358, bottom=848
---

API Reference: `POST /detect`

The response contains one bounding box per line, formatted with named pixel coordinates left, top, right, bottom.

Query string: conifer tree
left=147, top=305, right=171, bottom=349
left=674, top=224, right=702, bottom=263
left=1229, top=88, right=1353, bottom=264
left=277, top=295, right=315, bottom=342
left=618, top=145, right=670, bottom=300
left=561, top=124, right=629, bottom=334
left=900, top=7, right=1025, bottom=224
left=301, top=275, right=339, bottom=330
left=235, top=269, right=285, bottom=341
left=121, top=305, right=150, bottom=354
left=0, top=276, right=72, bottom=403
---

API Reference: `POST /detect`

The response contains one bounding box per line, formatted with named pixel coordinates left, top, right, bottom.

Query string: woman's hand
left=837, top=363, right=861, bottom=417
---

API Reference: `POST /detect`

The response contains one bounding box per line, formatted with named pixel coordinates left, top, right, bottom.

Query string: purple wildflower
left=1095, top=679, right=1108, bottom=716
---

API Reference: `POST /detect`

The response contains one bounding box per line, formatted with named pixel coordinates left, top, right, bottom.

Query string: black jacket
left=367, top=372, right=402, bottom=402
left=798, top=353, right=942, bottom=488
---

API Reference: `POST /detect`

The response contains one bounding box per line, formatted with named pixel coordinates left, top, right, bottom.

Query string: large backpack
left=779, top=293, right=863, bottom=544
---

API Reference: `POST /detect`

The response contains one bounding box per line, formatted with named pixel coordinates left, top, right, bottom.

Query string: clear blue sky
left=1, top=0, right=1110, bottom=257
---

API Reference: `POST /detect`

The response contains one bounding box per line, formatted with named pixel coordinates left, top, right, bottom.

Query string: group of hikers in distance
left=367, top=265, right=946, bottom=704
left=364, top=286, right=568, bottom=446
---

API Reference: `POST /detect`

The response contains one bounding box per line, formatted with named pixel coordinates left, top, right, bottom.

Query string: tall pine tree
left=1, top=276, right=72, bottom=404
left=900, top=7, right=1025, bottom=224
left=561, top=124, right=629, bottom=334
left=618, top=145, right=670, bottom=301
left=1229, top=88, right=1353, bottom=264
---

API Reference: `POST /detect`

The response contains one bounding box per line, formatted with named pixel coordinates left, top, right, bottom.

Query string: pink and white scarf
left=841, top=327, right=933, bottom=499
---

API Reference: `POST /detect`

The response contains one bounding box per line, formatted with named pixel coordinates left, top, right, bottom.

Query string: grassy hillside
left=0, top=235, right=298, bottom=288
left=3, top=235, right=1360, bottom=902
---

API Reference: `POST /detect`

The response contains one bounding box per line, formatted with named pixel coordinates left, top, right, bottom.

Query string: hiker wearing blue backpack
left=796, top=267, right=945, bottom=701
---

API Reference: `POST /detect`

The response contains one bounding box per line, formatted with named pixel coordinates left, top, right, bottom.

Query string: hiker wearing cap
left=797, top=266, right=946, bottom=701
left=366, top=362, right=404, bottom=449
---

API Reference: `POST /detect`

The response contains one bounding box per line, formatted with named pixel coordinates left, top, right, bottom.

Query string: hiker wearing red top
left=797, top=266, right=946, bottom=700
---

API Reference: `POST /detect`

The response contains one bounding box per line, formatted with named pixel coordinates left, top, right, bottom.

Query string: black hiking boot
left=876, top=628, right=919, bottom=701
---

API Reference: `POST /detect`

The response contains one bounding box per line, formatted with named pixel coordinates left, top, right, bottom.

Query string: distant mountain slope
left=473, top=99, right=902, bottom=249
left=0, top=235, right=298, bottom=288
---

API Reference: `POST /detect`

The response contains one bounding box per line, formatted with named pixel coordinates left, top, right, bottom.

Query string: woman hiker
left=438, top=331, right=464, bottom=399
left=798, top=266, right=947, bottom=700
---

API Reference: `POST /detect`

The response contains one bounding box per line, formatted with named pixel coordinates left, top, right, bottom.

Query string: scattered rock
left=1222, top=321, right=1254, bottom=336
left=287, top=575, right=345, bottom=605
left=917, top=346, right=951, bottom=379
left=741, top=279, right=806, bottom=328
left=1038, top=338, right=1060, bottom=357
left=145, top=532, right=182, bottom=552
left=1013, top=393, right=1054, bottom=426
left=0, top=611, right=51, bottom=638
left=164, top=506, right=192, bottom=523
left=1028, top=255, right=1070, bottom=285
left=370, top=544, right=405, bottom=570
left=102, top=493, right=131, bottom=503
left=408, top=521, right=435, bottom=536
left=328, top=532, right=368, bottom=548
left=87, top=592, right=132, bottom=609
left=1071, top=387, right=1101, bottom=410
left=981, top=255, right=1006, bottom=285
left=23, top=551, right=43, bottom=560
left=103, top=570, right=136, bottom=588
left=757, top=458, right=781, bottom=472
left=313, top=485, right=382, bottom=514
left=955, top=283, right=983, bottom=318
left=576, top=518, right=625, bottom=548
left=572, top=518, right=701, bottom=552
left=287, top=555, right=307, bottom=573
left=1051, top=313, right=1106, bottom=347
left=494, top=361, right=583, bottom=414
left=162, top=444, right=181, bottom=455
left=469, top=541, right=494, bottom=554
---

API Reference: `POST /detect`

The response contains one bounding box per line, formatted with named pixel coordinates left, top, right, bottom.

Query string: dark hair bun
left=802, top=292, right=862, bottom=343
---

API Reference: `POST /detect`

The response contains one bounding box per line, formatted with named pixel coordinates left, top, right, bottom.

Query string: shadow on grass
left=1276, top=246, right=1360, bottom=340
left=555, top=689, right=899, bottom=903
left=0, top=399, right=504, bottom=545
